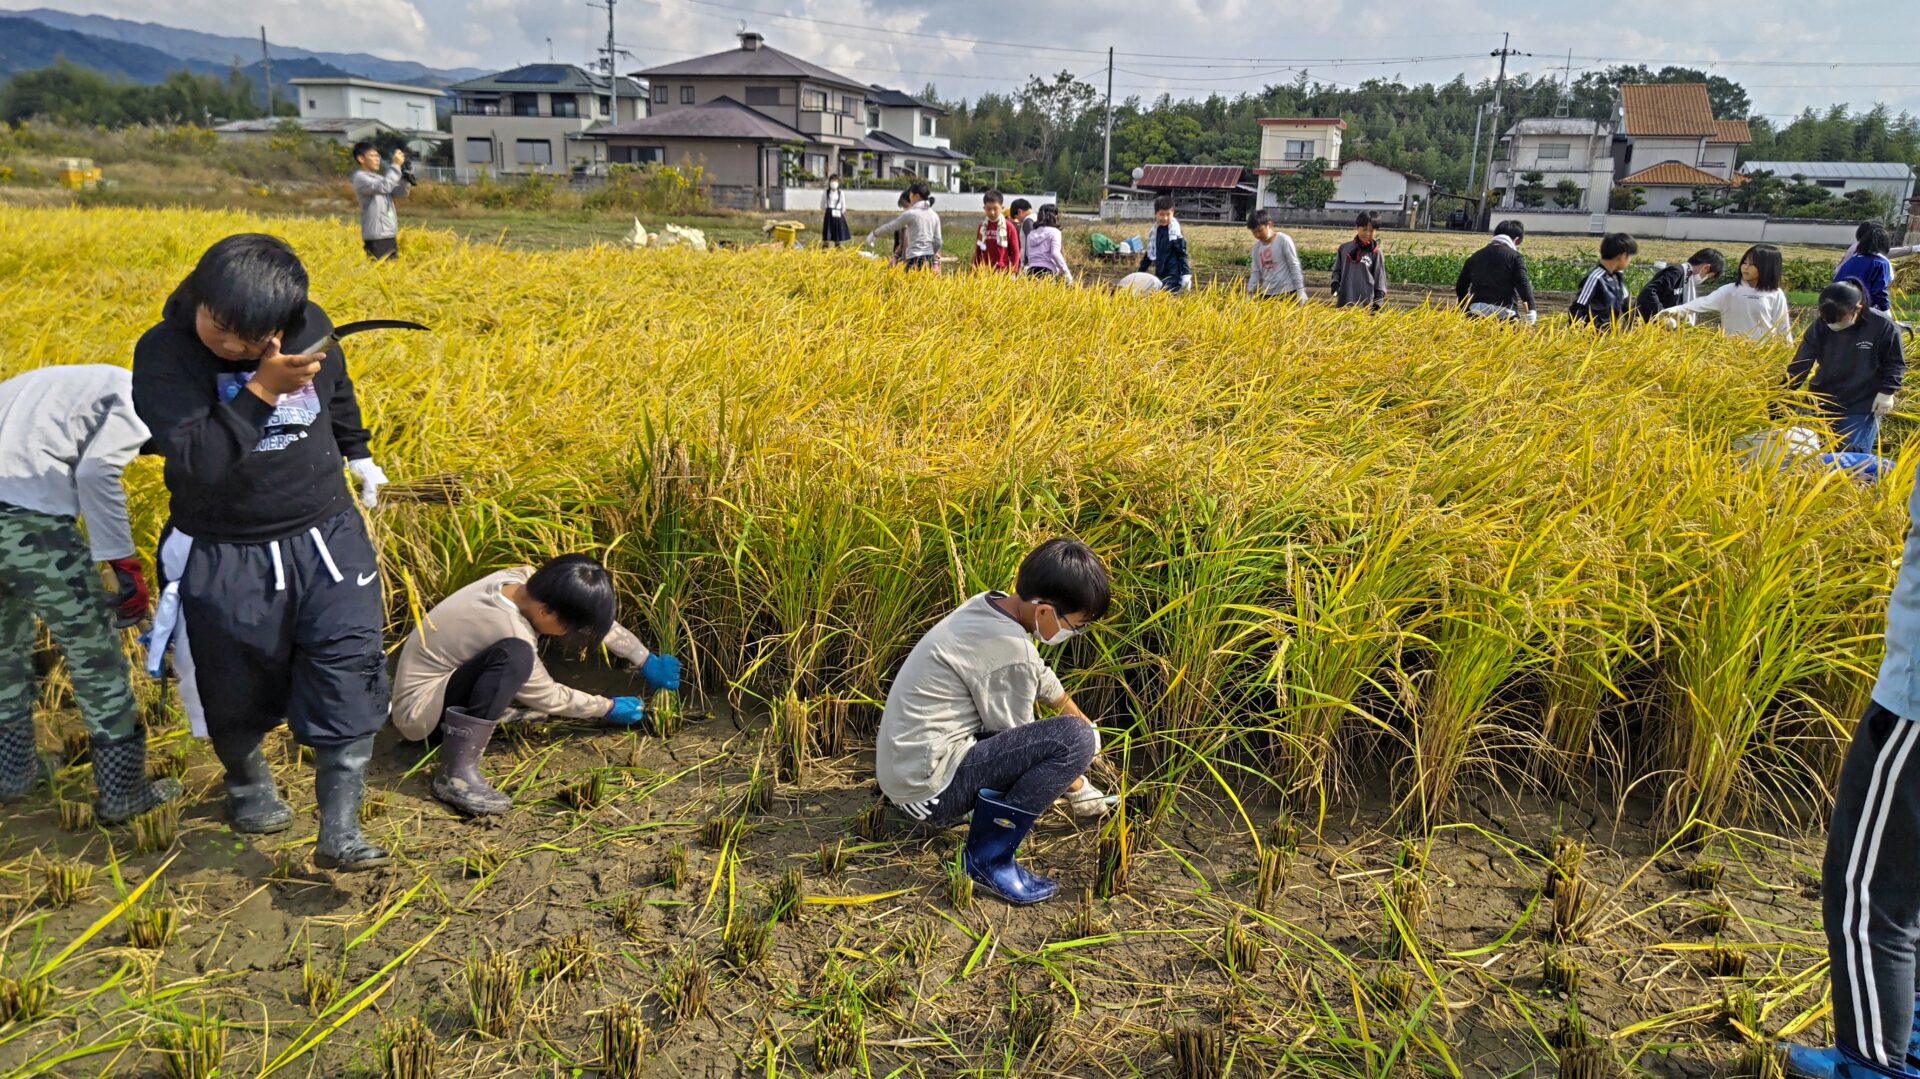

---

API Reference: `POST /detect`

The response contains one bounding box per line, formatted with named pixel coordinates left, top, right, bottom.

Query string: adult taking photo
left=350, top=141, right=413, bottom=262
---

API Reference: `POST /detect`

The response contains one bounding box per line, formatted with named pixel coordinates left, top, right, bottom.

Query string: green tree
left=1552, top=178, right=1584, bottom=209
left=1270, top=158, right=1335, bottom=208
left=1516, top=170, right=1547, bottom=208
left=1610, top=185, right=1646, bottom=211
left=1730, top=169, right=1784, bottom=215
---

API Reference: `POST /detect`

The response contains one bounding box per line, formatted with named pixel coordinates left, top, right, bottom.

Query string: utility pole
left=1466, top=102, right=1485, bottom=195
left=604, top=0, right=617, bottom=123
left=259, top=27, right=273, bottom=116
left=1478, top=33, right=1524, bottom=225
left=1102, top=46, right=1114, bottom=196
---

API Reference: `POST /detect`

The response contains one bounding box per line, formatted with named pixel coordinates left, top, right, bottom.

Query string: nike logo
left=356, top=572, right=378, bottom=587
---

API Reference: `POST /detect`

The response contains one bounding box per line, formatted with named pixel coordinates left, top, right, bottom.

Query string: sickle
left=290, top=319, right=430, bottom=355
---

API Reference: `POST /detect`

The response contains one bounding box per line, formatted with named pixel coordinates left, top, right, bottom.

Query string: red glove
left=106, top=557, right=149, bottom=625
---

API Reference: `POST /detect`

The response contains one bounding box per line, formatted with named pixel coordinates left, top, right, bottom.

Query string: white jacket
left=1662, top=283, right=1792, bottom=342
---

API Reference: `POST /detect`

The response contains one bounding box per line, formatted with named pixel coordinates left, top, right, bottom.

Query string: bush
left=581, top=162, right=710, bottom=215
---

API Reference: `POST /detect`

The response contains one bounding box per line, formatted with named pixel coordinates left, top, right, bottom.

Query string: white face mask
left=1035, top=604, right=1079, bottom=646
left=1827, top=315, right=1859, bottom=333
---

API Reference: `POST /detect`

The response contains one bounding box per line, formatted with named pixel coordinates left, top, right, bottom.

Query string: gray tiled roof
left=583, top=97, right=808, bottom=142
left=450, top=64, right=645, bottom=97
left=637, top=43, right=867, bottom=93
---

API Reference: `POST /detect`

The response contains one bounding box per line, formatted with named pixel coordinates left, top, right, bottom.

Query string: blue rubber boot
left=1909, top=994, right=1920, bottom=1070
left=1786, top=1044, right=1920, bottom=1079
left=963, top=789, right=1057, bottom=905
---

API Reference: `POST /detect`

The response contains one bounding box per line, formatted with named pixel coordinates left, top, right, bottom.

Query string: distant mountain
left=6, top=8, right=487, bottom=86
left=0, top=14, right=222, bottom=82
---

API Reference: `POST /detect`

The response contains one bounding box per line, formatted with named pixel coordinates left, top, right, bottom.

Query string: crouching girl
left=389, top=554, right=681, bottom=814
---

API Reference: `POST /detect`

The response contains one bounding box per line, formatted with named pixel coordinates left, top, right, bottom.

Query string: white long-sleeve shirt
left=865, top=201, right=942, bottom=260
left=1662, top=282, right=1793, bottom=342
left=1247, top=232, right=1309, bottom=300
left=0, top=365, right=149, bottom=561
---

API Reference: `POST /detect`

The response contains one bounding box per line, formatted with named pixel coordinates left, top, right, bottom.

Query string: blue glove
left=605, top=696, right=645, bottom=726
left=639, top=653, right=681, bottom=693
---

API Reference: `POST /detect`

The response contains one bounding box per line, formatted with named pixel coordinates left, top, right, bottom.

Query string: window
left=512, top=93, right=541, bottom=117
left=552, top=95, right=579, bottom=118
left=597, top=95, right=610, bottom=116
left=867, top=107, right=880, bottom=129
left=1538, top=142, right=1571, bottom=160
left=465, top=138, right=492, bottom=164
left=921, top=114, right=935, bottom=137
left=515, top=139, right=553, bottom=166
left=1818, top=179, right=1846, bottom=189
left=307, top=98, right=317, bottom=109
left=615, top=146, right=665, bottom=164
left=651, top=84, right=668, bottom=104
left=680, top=85, right=695, bottom=104
left=407, top=103, right=426, bottom=128
left=801, top=88, right=828, bottom=112
left=745, top=86, right=781, bottom=106
left=804, top=152, right=829, bottom=177
left=1284, top=138, right=1314, bottom=161
left=841, top=96, right=858, bottom=115
left=460, top=96, right=500, bottom=116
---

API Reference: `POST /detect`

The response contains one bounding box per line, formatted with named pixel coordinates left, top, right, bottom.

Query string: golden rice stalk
left=600, top=1001, right=646, bottom=1079
left=380, top=1016, right=437, bottom=1079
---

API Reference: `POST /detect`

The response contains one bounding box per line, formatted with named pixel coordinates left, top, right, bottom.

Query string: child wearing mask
left=820, top=176, right=851, bottom=248
left=1636, top=248, right=1725, bottom=323
left=1660, top=244, right=1793, bottom=342
left=1787, top=279, right=1907, bottom=456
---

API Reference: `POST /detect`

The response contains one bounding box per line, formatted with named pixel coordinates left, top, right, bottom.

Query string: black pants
left=916, top=715, right=1097, bottom=828
left=165, top=510, right=387, bottom=747
left=363, top=237, right=399, bottom=261
left=1823, top=702, right=1920, bottom=1068
left=444, top=639, right=535, bottom=722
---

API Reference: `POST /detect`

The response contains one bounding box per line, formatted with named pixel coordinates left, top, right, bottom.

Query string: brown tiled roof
left=1619, top=84, right=1717, bottom=136
left=1618, top=160, right=1735, bottom=186
left=1137, top=164, right=1244, bottom=189
left=1710, top=119, right=1752, bottom=143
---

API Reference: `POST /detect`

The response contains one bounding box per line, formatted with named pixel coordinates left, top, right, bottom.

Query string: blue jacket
left=1835, top=252, right=1895, bottom=312
left=1875, top=460, right=1920, bottom=720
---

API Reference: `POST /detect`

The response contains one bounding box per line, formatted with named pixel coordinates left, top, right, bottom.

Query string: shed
left=1116, top=164, right=1254, bottom=222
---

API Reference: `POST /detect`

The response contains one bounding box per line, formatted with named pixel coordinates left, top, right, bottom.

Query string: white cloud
left=31, top=0, right=451, bottom=63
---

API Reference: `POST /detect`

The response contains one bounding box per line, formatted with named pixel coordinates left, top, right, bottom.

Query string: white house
left=1613, top=84, right=1750, bottom=190
left=1742, top=161, right=1916, bottom=214
left=1252, top=117, right=1346, bottom=205
left=290, top=76, right=444, bottom=134
left=212, top=115, right=402, bottom=148
left=1327, top=157, right=1433, bottom=222
left=857, top=84, right=970, bottom=191
left=1491, top=118, right=1613, bottom=212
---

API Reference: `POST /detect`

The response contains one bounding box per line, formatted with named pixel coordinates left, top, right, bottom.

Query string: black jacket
left=1569, top=266, right=1632, bottom=330
left=1138, top=225, right=1191, bottom=285
left=1454, top=241, right=1535, bottom=311
left=1788, top=309, right=1908, bottom=416
left=133, top=287, right=372, bottom=543
left=1635, top=264, right=1691, bottom=321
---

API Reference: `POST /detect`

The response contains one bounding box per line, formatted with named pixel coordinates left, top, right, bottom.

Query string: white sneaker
left=1063, top=782, right=1119, bottom=819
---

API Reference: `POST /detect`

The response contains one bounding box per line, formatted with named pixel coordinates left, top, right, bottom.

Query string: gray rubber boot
left=0, top=717, right=40, bottom=802
left=431, top=707, right=512, bottom=816
left=312, top=736, right=391, bottom=871
left=91, top=730, right=183, bottom=825
left=209, top=727, right=295, bottom=833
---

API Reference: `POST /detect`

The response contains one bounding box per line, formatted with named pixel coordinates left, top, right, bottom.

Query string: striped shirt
left=1569, top=266, right=1631, bottom=330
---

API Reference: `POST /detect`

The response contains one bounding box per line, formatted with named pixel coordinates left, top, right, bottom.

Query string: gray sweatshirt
left=1247, top=232, right=1308, bottom=300
left=866, top=201, right=943, bottom=260
left=876, top=592, right=1066, bottom=806
left=0, top=365, right=150, bottom=561
left=352, top=164, right=409, bottom=241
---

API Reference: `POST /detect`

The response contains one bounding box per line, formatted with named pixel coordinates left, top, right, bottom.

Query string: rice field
left=0, top=204, right=1907, bottom=1077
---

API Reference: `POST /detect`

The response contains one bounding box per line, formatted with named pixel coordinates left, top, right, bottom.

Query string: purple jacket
left=1024, top=226, right=1072, bottom=280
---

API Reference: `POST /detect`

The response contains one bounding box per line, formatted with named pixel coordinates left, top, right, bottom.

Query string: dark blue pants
left=1834, top=412, right=1882, bottom=456
left=920, top=715, right=1097, bottom=828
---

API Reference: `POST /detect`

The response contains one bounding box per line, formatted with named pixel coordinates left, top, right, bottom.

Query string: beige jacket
left=389, top=567, right=650, bottom=739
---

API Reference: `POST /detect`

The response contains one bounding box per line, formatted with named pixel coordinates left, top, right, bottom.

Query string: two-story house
left=215, top=75, right=447, bottom=152
left=447, top=64, right=647, bottom=181
left=1611, top=84, right=1751, bottom=209
left=607, top=32, right=869, bottom=187
left=1490, top=118, right=1614, bottom=212
left=1252, top=117, right=1346, bottom=207
left=855, top=85, right=970, bottom=191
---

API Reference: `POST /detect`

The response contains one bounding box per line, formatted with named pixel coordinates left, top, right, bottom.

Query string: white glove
left=1523, top=310, right=1538, bottom=326
left=1662, top=316, right=1679, bottom=330
left=347, top=458, right=389, bottom=509
left=1875, top=392, right=1898, bottom=419
left=1181, top=275, right=1194, bottom=292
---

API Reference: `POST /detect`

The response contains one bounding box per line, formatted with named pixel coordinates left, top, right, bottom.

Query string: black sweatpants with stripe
left=1825, top=702, right=1920, bottom=1069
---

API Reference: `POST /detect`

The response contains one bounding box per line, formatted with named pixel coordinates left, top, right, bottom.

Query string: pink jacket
left=1024, top=226, right=1072, bottom=281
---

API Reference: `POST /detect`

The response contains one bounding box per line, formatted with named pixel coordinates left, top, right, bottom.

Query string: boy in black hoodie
left=1635, top=248, right=1723, bottom=322
left=1570, top=232, right=1638, bottom=330
left=133, top=234, right=393, bottom=871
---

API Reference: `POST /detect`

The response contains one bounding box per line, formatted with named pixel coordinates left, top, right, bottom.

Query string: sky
left=15, top=0, right=1920, bottom=122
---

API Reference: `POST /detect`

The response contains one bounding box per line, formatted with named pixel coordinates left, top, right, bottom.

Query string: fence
left=778, top=186, right=1057, bottom=214
left=1096, top=201, right=1416, bottom=229
left=1489, top=209, right=1865, bottom=246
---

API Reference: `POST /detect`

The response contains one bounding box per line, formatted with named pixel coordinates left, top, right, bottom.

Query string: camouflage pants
left=0, top=505, right=136, bottom=739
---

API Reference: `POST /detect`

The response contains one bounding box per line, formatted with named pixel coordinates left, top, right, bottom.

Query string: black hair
left=1152, top=194, right=1176, bottom=212
left=1599, top=232, right=1638, bottom=261
left=1856, top=223, right=1892, bottom=257
left=1035, top=203, right=1059, bottom=229
left=1819, top=279, right=1867, bottom=324
left=907, top=180, right=932, bottom=202
left=1688, top=248, right=1726, bottom=276
left=1493, top=219, right=1525, bottom=242
left=1246, top=208, right=1273, bottom=231
left=1015, top=538, right=1111, bottom=622
left=1741, top=244, right=1784, bottom=292
left=982, top=188, right=1004, bottom=206
left=1354, top=210, right=1379, bottom=229
left=897, top=189, right=912, bottom=207
left=1008, top=198, right=1031, bottom=216
left=523, top=553, right=617, bottom=645
left=1856, top=221, right=1876, bottom=243
left=350, top=140, right=377, bottom=159
left=184, top=234, right=310, bottom=342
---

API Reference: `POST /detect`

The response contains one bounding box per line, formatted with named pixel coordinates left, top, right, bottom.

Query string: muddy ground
left=0, top=658, right=1832, bottom=1079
